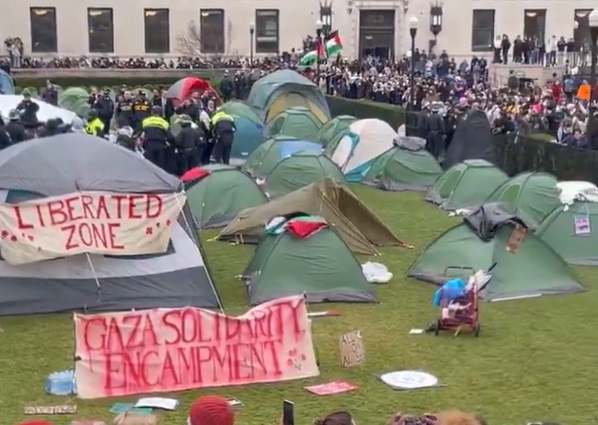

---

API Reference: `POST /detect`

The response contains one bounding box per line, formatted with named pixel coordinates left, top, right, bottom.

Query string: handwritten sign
left=74, top=295, right=319, bottom=399
left=24, top=404, right=77, bottom=415
left=0, top=191, right=185, bottom=265
left=339, top=330, right=364, bottom=368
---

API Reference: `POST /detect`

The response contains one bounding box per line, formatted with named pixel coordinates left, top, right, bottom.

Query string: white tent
left=329, top=118, right=396, bottom=182
left=0, top=94, right=82, bottom=125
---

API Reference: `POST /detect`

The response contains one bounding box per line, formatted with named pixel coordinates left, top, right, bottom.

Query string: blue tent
left=230, top=115, right=265, bottom=162
left=0, top=70, right=14, bottom=95
left=247, top=70, right=330, bottom=123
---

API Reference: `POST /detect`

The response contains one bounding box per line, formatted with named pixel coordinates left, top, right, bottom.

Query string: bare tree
left=176, top=21, right=203, bottom=58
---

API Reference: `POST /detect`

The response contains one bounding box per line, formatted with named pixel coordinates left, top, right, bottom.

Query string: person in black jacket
left=16, top=91, right=39, bottom=130
left=219, top=71, right=234, bottom=101
left=93, top=88, right=115, bottom=131
left=212, top=114, right=236, bottom=165
left=5, top=110, right=27, bottom=143
left=0, top=117, right=11, bottom=150
left=38, top=118, right=62, bottom=138
left=175, top=117, right=204, bottom=173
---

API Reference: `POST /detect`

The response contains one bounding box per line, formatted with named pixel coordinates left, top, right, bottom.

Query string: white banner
left=74, top=295, right=319, bottom=398
left=0, top=191, right=186, bottom=265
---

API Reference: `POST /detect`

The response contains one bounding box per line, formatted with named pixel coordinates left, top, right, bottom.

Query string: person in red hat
left=188, top=395, right=234, bottom=425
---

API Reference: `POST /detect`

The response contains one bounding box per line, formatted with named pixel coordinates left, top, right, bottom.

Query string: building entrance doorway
left=359, top=10, right=395, bottom=60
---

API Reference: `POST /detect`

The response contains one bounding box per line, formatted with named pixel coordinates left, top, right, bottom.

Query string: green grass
left=2, top=186, right=597, bottom=425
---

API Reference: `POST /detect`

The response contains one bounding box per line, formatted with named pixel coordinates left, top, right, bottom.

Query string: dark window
left=255, top=10, right=279, bottom=53
left=524, top=9, right=546, bottom=42
left=471, top=10, right=495, bottom=52
left=574, top=9, right=592, bottom=50
left=104, top=239, right=176, bottom=260
left=359, top=10, right=395, bottom=29
left=88, top=8, right=114, bottom=53
left=144, top=9, right=170, bottom=53
left=200, top=9, right=225, bottom=53
left=30, top=7, right=57, bottom=53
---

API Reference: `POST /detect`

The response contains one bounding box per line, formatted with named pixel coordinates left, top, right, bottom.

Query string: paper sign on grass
left=339, top=330, right=364, bottom=368
left=74, top=295, right=319, bottom=399
left=0, top=191, right=185, bottom=265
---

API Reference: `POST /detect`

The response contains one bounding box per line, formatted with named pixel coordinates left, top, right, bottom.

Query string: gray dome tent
left=0, top=133, right=221, bottom=315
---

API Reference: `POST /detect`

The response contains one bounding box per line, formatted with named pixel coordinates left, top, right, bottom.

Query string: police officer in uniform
left=426, top=102, right=446, bottom=160
left=115, top=91, right=134, bottom=128
left=142, top=106, right=171, bottom=170
left=175, top=116, right=204, bottom=174
left=84, top=110, right=105, bottom=137
left=211, top=111, right=236, bottom=165
left=16, top=91, right=40, bottom=132
left=132, top=90, right=151, bottom=133
left=92, top=88, right=115, bottom=131
left=5, top=110, right=27, bottom=143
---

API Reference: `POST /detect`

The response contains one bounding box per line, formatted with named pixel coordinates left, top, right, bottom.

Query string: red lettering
left=82, top=317, right=107, bottom=351
left=81, top=195, right=95, bottom=219
left=128, top=195, right=145, bottom=219
left=162, top=310, right=182, bottom=345
left=64, top=196, right=82, bottom=221
left=63, top=224, right=79, bottom=250
left=111, top=195, right=128, bottom=219
left=96, top=196, right=110, bottom=220
left=12, top=206, right=34, bottom=229
left=47, top=200, right=68, bottom=226
left=61, top=222, right=124, bottom=251
left=146, top=194, right=163, bottom=218
left=107, top=223, right=124, bottom=250
left=35, top=205, right=46, bottom=227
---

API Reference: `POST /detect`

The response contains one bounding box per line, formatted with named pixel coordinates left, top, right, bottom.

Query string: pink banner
left=73, top=296, right=319, bottom=399
left=0, top=191, right=185, bottom=265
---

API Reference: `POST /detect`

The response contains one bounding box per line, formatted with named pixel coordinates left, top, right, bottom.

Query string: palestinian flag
left=298, top=31, right=343, bottom=66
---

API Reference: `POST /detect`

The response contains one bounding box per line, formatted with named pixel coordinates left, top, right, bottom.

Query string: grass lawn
left=1, top=186, right=596, bottom=425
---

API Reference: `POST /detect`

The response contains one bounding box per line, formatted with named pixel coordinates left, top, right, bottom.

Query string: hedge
left=325, top=95, right=598, bottom=184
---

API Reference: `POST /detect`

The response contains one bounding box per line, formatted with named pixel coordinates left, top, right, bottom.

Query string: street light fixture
left=407, top=15, right=419, bottom=135
left=249, top=23, right=255, bottom=65
left=315, top=19, right=324, bottom=76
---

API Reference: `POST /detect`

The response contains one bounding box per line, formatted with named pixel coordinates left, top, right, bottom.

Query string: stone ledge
left=11, top=68, right=229, bottom=79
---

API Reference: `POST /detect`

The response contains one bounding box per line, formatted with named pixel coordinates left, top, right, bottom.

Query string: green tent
left=425, top=160, right=508, bottom=210
left=265, top=152, right=346, bottom=198
left=263, top=107, right=323, bottom=142
left=219, top=100, right=261, bottom=122
left=317, top=115, right=356, bottom=147
left=58, top=87, right=91, bottom=117
left=242, top=136, right=323, bottom=178
left=185, top=164, right=268, bottom=229
left=484, top=172, right=560, bottom=229
left=243, top=218, right=378, bottom=305
left=536, top=201, right=598, bottom=266
left=247, top=69, right=331, bottom=123
left=408, top=222, right=584, bottom=301
left=362, top=145, right=442, bottom=191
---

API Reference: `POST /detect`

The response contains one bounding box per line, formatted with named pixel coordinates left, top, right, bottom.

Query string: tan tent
left=218, top=178, right=408, bottom=254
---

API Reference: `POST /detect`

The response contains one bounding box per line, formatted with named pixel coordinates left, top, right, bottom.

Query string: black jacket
left=16, top=100, right=39, bottom=126
left=5, top=121, right=27, bottom=143
left=176, top=124, right=203, bottom=150
left=0, top=126, right=11, bottom=150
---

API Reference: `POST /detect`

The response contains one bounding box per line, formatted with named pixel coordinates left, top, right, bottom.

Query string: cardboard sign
left=74, top=295, right=319, bottom=399
left=339, top=330, right=364, bottom=368
left=574, top=214, right=591, bottom=235
left=23, top=404, right=77, bottom=415
left=0, top=191, right=185, bottom=265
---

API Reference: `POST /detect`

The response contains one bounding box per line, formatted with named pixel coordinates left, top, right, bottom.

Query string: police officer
left=132, top=90, right=151, bottom=133
left=175, top=116, right=204, bottom=174
left=84, top=110, right=105, bottom=137
left=16, top=91, right=40, bottom=131
left=39, top=118, right=62, bottom=138
left=219, top=70, right=234, bottom=101
left=5, top=109, right=27, bottom=143
left=142, top=106, right=171, bottom=169
left=116, top=91, right=134, bottom=128
left=426, top=102, right=446, bottom=160
left=92, top=88, right=115, bottom=131
left=211, top=111, right=236, bottom=165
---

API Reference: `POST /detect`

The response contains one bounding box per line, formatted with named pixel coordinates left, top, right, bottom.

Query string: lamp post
left=315, top=19, right=324, bottom=77
left=408, top=15, right=419, bottom=135
left=249, top=23, right=255, bottom=65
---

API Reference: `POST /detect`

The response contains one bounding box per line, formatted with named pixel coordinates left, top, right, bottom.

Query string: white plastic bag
left=361, top=261, right=393, bottom=283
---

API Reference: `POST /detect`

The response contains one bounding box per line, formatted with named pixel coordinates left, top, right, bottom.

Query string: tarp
left=243, top=224, right=377, bottom=305
left=185, top=164, right=268, bottom=229
left=0, top=135, right=220, bottom=315
left=425, top=160, right=508, bottom=210
left=485, top=172, right=560, bottom=229
left=263, top=107, right=322, bottom=142
left=317, top=115, right=356, bottom=147
left=463, top=203, right=526, bottom=241
left=230, top=115, right=265, bottom=161
left=73, top=295, right=319, bottom=398
left=408, top=222, right=584, bottom=301
left=536, top=201, right=598, bottom=266
left=362, top=139, right=442, bottom=192
left=0, top=94, right=82, bottom=125
left=265, top=152, right=346, bottom=198
left=219, top=100, right=261, bottom=123
left=219, top=178, right=407, bottom=254
left=242, top=136, right=322, bottom=178
left=0, top=70, right=15, bottom=95
left=443, top=110, right=495, bottom=169
left=247, top=70, right=330, bottom=122
left=328, top=119, right=397, bottom=182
